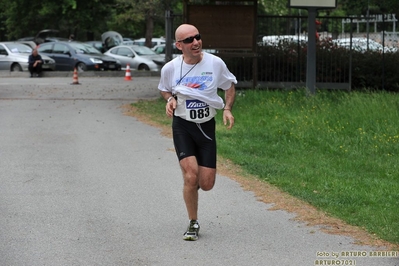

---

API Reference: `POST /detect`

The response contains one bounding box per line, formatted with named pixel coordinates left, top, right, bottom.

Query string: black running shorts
left=172, top=116, right=217, bottom=168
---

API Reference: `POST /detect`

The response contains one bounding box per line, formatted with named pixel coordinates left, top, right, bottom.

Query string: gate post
left=306, top=8, right=317, bottom=95
left=165, top=10, right=173, bottom=63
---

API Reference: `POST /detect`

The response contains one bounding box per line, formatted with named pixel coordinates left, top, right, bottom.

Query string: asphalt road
left=0, top=76, right=398, bottom=266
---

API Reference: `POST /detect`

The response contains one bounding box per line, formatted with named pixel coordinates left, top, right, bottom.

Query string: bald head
left=175, top=24, right=198, bottom=42
left=175, top=24, right=202, bottom=64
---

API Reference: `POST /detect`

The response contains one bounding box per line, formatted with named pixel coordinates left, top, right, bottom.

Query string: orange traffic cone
left=71, top=67, right=80, bottom=85
left=124, top=64, right=132, bottom=81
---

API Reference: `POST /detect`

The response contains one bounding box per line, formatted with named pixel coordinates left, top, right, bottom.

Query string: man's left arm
left=223, top=83, right=236, bottom=130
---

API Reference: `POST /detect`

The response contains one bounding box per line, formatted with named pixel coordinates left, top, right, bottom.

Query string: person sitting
left=28, top=48, right=43, bottom=77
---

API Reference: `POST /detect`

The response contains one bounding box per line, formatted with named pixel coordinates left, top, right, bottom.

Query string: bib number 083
left=190, top=107, right=210, bottom=120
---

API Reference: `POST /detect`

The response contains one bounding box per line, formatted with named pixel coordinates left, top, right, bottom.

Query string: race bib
left=175, top=96, right=216, bottom=123
left=185, top=99, right=216, bottom=123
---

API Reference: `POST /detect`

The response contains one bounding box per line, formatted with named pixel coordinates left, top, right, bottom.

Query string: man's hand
left=33, top=60, right=42, bottom=67
left=223, top=109, right=234, bottom=129
left=161, top=92, right=176, bottom=118
left=165, top=98, right=176, bottom=117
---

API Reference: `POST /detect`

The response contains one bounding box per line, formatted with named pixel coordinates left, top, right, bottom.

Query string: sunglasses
left=177, top=34, right=201, bottom=44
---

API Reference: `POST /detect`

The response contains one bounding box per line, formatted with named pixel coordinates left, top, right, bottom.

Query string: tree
left=0, top=0, right=116, bottom=41
left=1, top=0, right=45, bottom=40
left=340, top=0, right=399, bottom=15
left=58, top=0, right=117, bottom=40
left=259, top=0, right=290, bottom=15
left=375, top=0, right=399, bottom=14
left=114, top=0, right=181, bottom=46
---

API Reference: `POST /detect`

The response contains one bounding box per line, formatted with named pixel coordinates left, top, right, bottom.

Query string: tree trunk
left=145, top=9, right=154, bottom=48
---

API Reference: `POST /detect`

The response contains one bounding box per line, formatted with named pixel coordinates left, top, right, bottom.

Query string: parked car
left=104, top=45, right=165, bottom=71
left=16, top=41, right=37, bottom=49
left=85, top=41, right=105, bottom=53
left=332, top=38, right=397, bottom=53
left=133, top=37, right=166, bottom=48
left=37, top=41, right=121, bottom=72
left=18, top=29, right=69, bottom=45
left=101, top=31, right=124, bottom=51
left=262, top=35, right=308, bottom=46
left=152, top=43, right=181, bottom=60
left=122, top=40, right=135, bottom=45
left=0, top=42, right=55, bottom=71
left=152, top=43, right=180, bottom=54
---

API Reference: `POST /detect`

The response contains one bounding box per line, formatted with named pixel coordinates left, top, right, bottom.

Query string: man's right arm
left=160, top=91, right=173, bottom=102
left=160, top=91, right=176, bottom=118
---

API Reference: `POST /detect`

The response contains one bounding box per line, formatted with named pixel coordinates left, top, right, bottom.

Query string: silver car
left=0, top=42, right=56, bottom=71
left=104, top=45, right=165, bottom=71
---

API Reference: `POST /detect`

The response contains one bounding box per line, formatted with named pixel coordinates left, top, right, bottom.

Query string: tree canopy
left=0, top=0, right=398, bottom=43
left=0, top=0, right=117, bottom=40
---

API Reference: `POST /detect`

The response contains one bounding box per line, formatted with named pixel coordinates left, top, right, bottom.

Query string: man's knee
left=200, top=181, right=215, bottom=191
left=183, top=173, right=199, bottom=188
left=198, top=171, right=216, bottom=191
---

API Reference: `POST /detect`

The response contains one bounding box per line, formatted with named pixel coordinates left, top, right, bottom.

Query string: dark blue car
left=37, top=41, right=121, bottom=71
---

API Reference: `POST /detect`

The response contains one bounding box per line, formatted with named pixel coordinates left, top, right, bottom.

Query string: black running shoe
left=183, top=220, right=200, bottom=241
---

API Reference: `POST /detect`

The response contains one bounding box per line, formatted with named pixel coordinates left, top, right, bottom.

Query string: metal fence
left=171, top=13, right=399, bottom=90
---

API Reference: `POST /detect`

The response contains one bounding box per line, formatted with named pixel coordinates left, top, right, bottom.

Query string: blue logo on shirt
left=186, top=99, right=208, bottom=109
left=176, top=75, right=213, bottom=90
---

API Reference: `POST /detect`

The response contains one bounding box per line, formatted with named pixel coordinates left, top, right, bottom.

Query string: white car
left=333, top=38, right=397, bottom=53
left=104, top=45, right=165, bottom=71
left=0, top=42, right=55, bottom=71
left=262, top=35, right=308, bottom=46
left=152, top=43, right=181, bottom=58
left=133, top=38, right=166, bottom=48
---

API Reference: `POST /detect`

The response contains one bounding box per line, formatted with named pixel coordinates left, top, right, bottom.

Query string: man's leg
left=180, top=156, right=200, bottom=241
left=28, top=64, right=34, bottom=77
left=180, top=156, right=199, bottom=220
left=180, top=156, right=216, bottom=241
left=180, top=157, right=217, bottom=220
left=198, top=166, right=216, bottom=191
left=36, top=64, right=43, bottom=77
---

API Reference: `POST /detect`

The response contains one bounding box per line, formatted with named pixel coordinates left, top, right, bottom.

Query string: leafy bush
left=221, top=41, right=399, bottom=92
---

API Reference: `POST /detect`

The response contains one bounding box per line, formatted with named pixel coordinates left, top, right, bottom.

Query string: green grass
left=131, top=89, right=399, bottom=244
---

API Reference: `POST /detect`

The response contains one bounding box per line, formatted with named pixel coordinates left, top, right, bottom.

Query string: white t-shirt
left=158, top=52, right=237, bottom=122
